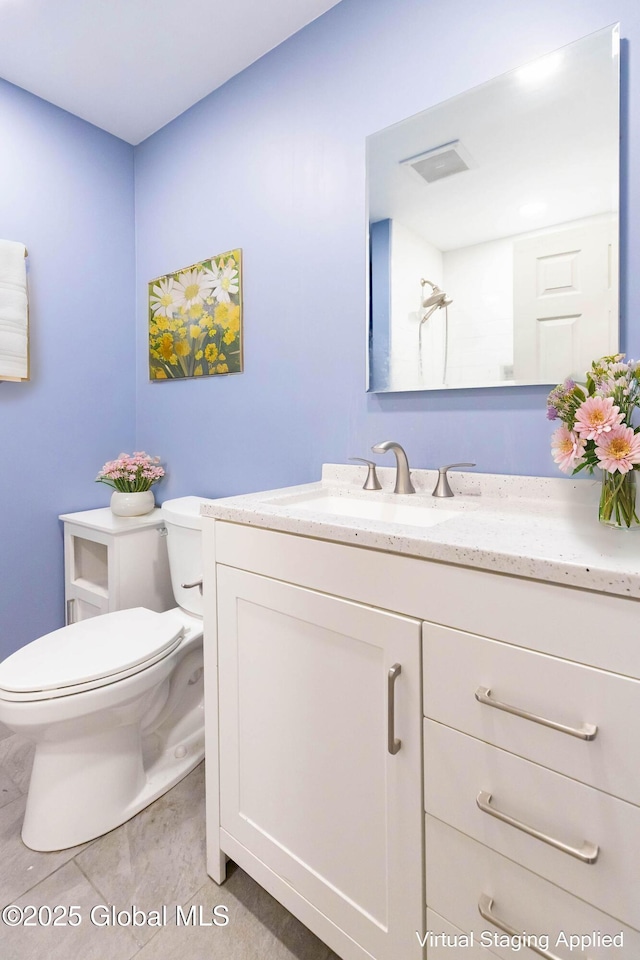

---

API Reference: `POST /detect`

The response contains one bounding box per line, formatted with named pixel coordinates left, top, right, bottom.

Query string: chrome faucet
left=371, top=441, right=415, bottom=494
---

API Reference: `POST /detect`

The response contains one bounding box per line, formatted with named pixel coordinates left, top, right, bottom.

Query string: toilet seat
left=0, top=608, right=184, bottom=702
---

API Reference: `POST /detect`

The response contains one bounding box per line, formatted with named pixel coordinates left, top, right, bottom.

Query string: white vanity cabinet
left=203, top=516, right=640, bottom=960
left=59, top=507, right=174, bottom=623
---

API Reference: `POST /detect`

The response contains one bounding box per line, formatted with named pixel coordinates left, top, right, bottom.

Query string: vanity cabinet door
left=217, top=565, right=423, bottom=960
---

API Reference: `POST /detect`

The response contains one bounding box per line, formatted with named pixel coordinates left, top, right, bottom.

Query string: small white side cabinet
left=59, top=507, right=174, bottom=624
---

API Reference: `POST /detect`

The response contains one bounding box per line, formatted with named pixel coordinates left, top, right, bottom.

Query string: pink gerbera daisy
left=595, top=425, right=640, bottom=474
left=551, top=425, right=586, bottom=473
left=574, top=396, right=623, bottom=439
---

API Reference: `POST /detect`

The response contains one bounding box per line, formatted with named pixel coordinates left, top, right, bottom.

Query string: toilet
left=0, top=496, right=206, bottom=852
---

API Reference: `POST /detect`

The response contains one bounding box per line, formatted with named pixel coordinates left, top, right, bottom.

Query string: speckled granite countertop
left=200, top=464, right=640, bottom=599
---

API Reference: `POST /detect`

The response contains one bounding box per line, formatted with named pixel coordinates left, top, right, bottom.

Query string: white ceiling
left=0, top=0, right=342, bottom=144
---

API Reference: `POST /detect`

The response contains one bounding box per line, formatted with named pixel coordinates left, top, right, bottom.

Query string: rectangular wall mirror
left=367, top=25, right=620, bottom=393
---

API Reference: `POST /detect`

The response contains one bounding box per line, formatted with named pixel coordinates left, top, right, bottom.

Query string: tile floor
left=0, top=720, right=339, bottom=960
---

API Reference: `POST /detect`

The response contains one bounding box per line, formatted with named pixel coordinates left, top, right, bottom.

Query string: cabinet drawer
left=423, top=622, right=640, bottom=804
left=424, top=720, right=640, bottom=929
left=426, top=816, right=640, bottom=960
left=425, top=908, right=501, bottom=958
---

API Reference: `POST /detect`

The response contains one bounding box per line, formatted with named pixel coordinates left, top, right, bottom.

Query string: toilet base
left=19, top=632, right=205, bottom=852
left=21, top=721, right=204, bottom=852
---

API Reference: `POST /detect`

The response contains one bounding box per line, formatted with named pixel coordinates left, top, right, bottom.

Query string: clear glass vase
left=599, top=470, right=640, bottom=529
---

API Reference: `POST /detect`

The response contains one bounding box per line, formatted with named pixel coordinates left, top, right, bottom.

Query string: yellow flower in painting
left=223, top=328, right=237, bottom=346
left=189, top=325, right=202, bottom=339
left=201, top=314, right=214, bottom=329
left=155, top=316, right=170, bottom=331
left=188, top=303, right=204, bottom=320
left=219, top=353, right=226, bottom=362
left=169, top=319, right=183, bottom=333
left=195, top=350, right=203, bottom=360
left=205, top=343, right=219, bottom=364
left=175, top=339, right=190, bottom=357
left=159, top=333, right=174, bottom=361
left=194, top=365, right=204, bottom=376
left=154, top=368, right=167, bottom=379
left=169, top=354, right=178, bottom=366
left=216, top=363, right=229, bottom=374
left=214, top=302, right=231, bottom=326
left=214, top=302, right=240, bottom=330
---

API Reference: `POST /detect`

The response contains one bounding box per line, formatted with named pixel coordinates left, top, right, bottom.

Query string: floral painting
left=148, top=249, right=242, bottom=380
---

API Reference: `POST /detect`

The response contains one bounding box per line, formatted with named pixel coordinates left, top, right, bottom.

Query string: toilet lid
left=0, top=608, right=184, bottom=695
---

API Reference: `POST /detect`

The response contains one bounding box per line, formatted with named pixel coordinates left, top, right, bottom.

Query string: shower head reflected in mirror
left=419, top=278, right=452, bottom=384
left=421, top=278, right=452, bottom=310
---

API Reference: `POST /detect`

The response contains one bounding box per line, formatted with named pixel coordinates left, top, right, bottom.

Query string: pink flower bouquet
left=96, top=452, right=165, bottom=493
left=547, top=355, right=640, bottom=528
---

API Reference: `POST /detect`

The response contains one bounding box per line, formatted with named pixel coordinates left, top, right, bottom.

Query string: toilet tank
left=160, top=497, right=206, bottom=618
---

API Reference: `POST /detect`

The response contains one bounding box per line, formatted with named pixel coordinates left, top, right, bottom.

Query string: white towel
left=0, top=239, right=28, bottom=381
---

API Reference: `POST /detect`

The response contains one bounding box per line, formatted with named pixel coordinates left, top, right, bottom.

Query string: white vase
left=110, top=490, right=155, bottom=517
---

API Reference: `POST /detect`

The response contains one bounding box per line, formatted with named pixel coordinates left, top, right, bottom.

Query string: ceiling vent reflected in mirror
left=401, top=140, right=476, bottom=184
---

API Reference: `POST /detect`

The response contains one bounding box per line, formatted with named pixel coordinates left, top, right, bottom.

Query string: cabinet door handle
left=474, top=686, right=598, bottom=741
left=478, top=895, right=566, bottom=960
left=66, top=599, right=75, bottom=625
left=387, top=663, right=401, bottom=755
left=476, top=791, right=599, bottom=863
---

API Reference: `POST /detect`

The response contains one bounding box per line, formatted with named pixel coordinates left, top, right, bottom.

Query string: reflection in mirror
left=367, top=25, right=620, bottom=393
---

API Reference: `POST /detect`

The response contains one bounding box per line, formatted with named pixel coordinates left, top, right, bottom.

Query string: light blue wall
left=3, top=0, right=639, bottom=654
left=134, top=0, right=640, bottom=499
left=0, top=80, right=135, bottom=658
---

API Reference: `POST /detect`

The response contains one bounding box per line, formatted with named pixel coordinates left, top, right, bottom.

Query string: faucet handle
left=348, top=457, right=382, bottom=491
left=432, top=462, right=476, bottom=498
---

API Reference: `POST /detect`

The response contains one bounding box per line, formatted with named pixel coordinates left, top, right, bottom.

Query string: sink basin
left=267, top=492, right=461, bottom=528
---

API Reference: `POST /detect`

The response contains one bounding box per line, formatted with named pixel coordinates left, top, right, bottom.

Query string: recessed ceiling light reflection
left=516, top=51, right=563, bottom=85
left=519, top=201, right=548, bottom=219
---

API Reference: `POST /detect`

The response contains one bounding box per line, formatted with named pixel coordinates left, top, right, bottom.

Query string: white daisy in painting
left=150, top=276, right=180, bottom=318
left=173, top=268, right=215, bottom=310
left=212, top=264, right=239, bottom=303
left=200, top=262, right=220, bottom=294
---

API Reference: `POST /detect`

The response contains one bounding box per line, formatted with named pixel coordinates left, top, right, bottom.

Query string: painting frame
left=148, top=249, right=243, bottom=381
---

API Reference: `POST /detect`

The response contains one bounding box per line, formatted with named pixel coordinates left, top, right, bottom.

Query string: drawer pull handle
left=475, top=686, right=598, bottom=741
left=476, top=791, right=599, bottom=864
left=478, top=894, right=565, bottom=960
left=387, top=663, right=401, bottom=755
